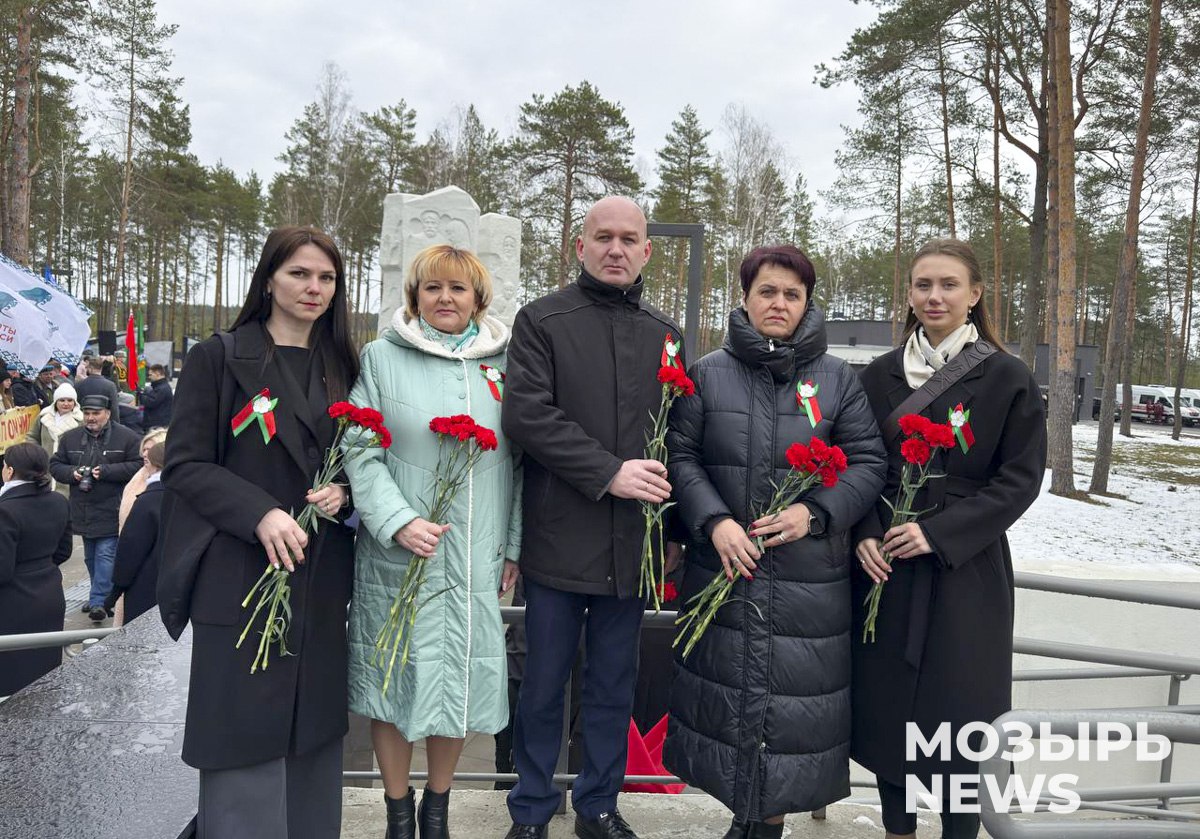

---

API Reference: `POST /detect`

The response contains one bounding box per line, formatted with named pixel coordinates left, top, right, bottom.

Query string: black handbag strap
left=215, top=331, right=235, bottom=462
left=882, top=339, right=996, bottom=443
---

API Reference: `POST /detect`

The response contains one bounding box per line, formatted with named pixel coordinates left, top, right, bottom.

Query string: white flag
left=0, top=254, right=92, bottom=375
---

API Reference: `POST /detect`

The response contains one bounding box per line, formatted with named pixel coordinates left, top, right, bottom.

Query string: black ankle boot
left=720, top=817, right=750, bottom=838
left=417, top=786, right=450, bottom=839
left=745, top=821, right=784, bottom=839
left=384, top=787, right=416, bottom=839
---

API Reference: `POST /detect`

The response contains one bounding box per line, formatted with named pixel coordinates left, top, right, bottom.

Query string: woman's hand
left=255, top=508, right=308, bottom=572
left=711, top=518, right=761, bottom=581
left=881, top=522, right=931, bottom=561
left=499, top=560, right=519, bottom=596
left=748, top=503, right=810, bottom=547
left=393, top=517, right=451, bottom=558
left=305, top=483, right=347, bottom=517
left=856, top=537, right=891, bottom=584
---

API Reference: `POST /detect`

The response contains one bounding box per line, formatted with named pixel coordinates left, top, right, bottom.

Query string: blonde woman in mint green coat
left=344, top=245, right=521, bottom=839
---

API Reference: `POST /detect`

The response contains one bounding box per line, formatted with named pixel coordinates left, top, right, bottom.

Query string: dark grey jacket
left=501, top=270, right=682, bottom=597
left=48, top=421, right=143, bottom=538
left=663, top=306, right=886, bottom=821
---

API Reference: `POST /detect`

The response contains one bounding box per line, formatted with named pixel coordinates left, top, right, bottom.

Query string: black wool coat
left=501, top=270, right=683, bottom=597
left=663, top=307, right=887, bottom=821
left=141, top=378, right=173, bottom=429
left=160, top=322, right=356, bottom=770
left=49, top=421, right=143, bottom=538
left=0, top=483, right=72, bottom=695
left=850, top=346, right=1046, bottom=785
left=108, top=481, right=164, bottom=621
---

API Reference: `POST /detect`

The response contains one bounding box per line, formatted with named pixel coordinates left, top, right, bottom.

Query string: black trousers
left=877, top=776, right=981, bottom=838
left=507, top=578, right=644, bottom=825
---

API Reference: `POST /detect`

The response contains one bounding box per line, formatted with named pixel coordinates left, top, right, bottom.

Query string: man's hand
left=608, top=459, right=671, bottom=503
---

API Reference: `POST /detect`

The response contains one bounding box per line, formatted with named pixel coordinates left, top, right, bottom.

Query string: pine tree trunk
left=992, top=31, right=1003, bottom=323
left=1172, top=131, right=1199, bottom=441
left=213, top=222, right=225, bottom=335
left=937, top=36, right=956, bottom=238
left=891, top=101, right=904, bottom=347
left=1048, top=0, right=1078, bottom=496
left=1045, top=0, right=1061, bottom=433
left=110, top=40, right=137, bottom=332
left=4, top=5, right=34, bottom=265
left=1020, top=158, right=1048, bottom=368
left=558, top=154, right=576, bottom=288
left=1091, top=0, right=1162, bottom=493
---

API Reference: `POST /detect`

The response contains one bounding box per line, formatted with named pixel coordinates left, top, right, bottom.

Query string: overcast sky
left=158, top=0, right=878, bottom=203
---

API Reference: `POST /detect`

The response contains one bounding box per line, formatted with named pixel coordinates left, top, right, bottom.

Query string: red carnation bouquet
left=861, top=413, right=957, bottom=643
left=238, top=401, right=392, bottom=674
left=374, top=414, right=498, bottom=695
left=674, top=437, right=847, bottom=660
left=640, top=334, right=695, bottom=612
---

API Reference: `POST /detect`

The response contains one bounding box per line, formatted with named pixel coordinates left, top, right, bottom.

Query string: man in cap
left=33, top=364, right=60, bottom=408
left=49, top=394, right=143, bottom=621
left=7, top=363, right=39, bottom=407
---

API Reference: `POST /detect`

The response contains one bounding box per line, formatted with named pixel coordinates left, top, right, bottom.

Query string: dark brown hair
left=230, top=226, right=360, bottom=400
left=4, top=442, right=51, bottom=488
left=902, top=238, right=1005, bottom=350
left=739, top=245, right=816, bottom=299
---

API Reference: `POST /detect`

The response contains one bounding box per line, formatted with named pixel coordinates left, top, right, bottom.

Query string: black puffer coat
left=663, top=306, right=886, bottom=821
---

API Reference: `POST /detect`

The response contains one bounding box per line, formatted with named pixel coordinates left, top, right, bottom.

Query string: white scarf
left=902, top=322, right=979, bottom=389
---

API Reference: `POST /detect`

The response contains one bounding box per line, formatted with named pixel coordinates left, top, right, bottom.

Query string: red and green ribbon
left=796, top=380, right=822, bottom=428
left=231, top=388, right=279, bottom=444
left=661, top=333, right=682, bottom=369
left=948, top=402, right=975, bottom=453
left=480, top=364, right=505, bottom=401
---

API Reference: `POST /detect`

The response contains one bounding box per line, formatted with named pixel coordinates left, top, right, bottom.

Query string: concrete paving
left=341, top=788, right=899, bottom=838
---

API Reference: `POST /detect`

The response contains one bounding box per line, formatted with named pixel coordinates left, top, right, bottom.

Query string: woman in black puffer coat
left=663, top=246, right=886, bottom=839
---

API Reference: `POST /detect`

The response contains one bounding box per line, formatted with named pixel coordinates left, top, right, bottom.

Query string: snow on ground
left=1008, top=421, right=1200, bottom=580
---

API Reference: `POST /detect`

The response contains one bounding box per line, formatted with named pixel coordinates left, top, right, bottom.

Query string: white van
left=1113, top=384, right=1200, bottom=426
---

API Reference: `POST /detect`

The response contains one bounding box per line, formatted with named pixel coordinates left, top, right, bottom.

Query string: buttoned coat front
left=345, top=314, right=521, bottom=740
left=161, top=321, right=356, bottom=770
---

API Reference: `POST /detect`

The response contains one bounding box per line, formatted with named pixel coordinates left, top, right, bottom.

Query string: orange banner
left=0, top=405, right=40, bottom=453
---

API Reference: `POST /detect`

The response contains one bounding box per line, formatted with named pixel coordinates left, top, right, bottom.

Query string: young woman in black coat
left=851, top=239, right=1046, bottom=839
left=0, top=443, right=72, bottom=696
left=161, top=226, right=360, bottom=839
left=664, top=246, right=887, bottom=839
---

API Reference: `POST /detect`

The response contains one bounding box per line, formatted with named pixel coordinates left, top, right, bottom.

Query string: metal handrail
left=1014, top=572, right=1200, bottom=611
left=0, top=627, right=117, bottom=651
left=979, top=710, right=1200, bottom=837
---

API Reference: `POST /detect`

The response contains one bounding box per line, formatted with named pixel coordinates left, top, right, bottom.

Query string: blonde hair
left=141, top=427, right=168, bottom=455
left=403, top=245, right=493, bottom=322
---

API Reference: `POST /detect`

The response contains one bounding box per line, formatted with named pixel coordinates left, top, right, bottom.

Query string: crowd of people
left=0, top=194, right=1047, bottom=839
left=0, top=341, right=175, bottom=696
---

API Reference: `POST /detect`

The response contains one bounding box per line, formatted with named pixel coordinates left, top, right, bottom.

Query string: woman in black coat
left=664, top=246, right=887, bottom=839
left=106, top=441, right=165, bottom=623
left=160, top=226, right=360, bottom=839
left=0, top=443, right=72, bottom=696
left=851, top=239, right=1046, bottom=839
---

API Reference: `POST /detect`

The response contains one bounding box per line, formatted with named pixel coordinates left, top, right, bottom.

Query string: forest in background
left=2, top=0, right=1198, bottom=494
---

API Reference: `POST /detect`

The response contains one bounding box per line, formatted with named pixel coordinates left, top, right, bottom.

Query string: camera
left=76, top=468, right=94, bottom=493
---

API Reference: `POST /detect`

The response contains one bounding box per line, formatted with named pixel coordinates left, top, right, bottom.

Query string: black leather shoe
left=418, top=786, right=450, bottom=838
left=575, top=810, right=639, bottom=839
left=88, top=606, right=107, bottom=622
left=502, top=824, right=547, bottom=839
left=721, top=817, right=750, bottom=839
left=745, top=821, right=784, bottom=839
left=384, top=787, right=415, bottom=839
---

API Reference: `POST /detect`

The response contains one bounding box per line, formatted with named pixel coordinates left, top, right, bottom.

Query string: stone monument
left=379, top=186, right=522, bottom=332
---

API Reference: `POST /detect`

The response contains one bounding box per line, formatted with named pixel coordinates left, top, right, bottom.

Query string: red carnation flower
left=786, top=443, right=813, bottom=472
left=829, top=446, right=848, bottom=473
left=809, top=437, right=829, bottom=459
left=378, top=428, right=393, bottom=449
left=901, top=438, right=932, bottom=466
left=657, top=366, right=695, bottom=397
left=473, top=426, right=498, bottom=451
left=328, top=401, right=356, bottom=420
left=819, top=465, right=840, bottom=488
left=898, top=414, right=932, bottom=438
left=924, top=423, right=957, bottom=450
left=656, top=581, right=678, bottom=602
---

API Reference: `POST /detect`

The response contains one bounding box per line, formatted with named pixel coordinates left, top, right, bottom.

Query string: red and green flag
left=125, top=310, right=144, bottom=391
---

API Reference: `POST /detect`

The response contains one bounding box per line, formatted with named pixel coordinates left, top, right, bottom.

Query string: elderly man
left=33, top=364, right=60, bottom=408
left=501, top=197, right=684, bottom=839
left=49, top=394, right=142, bottom=621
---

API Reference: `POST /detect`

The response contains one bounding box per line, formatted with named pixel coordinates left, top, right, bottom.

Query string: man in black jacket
left=501, top=197, right=683, bottom=839
left=140, top=364, right=173, bottom=428
left=49, top=394, right=142, bottom=622
left=7, top=364, right=39, bottom=407
left=75, top=356, right=121, bottom=411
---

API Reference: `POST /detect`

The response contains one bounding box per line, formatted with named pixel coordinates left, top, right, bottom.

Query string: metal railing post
left=1159, top=674, right=1189, bottom=809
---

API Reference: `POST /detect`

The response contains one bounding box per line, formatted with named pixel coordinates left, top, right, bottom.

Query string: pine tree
left=512, top=81, right=641, bottom=287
